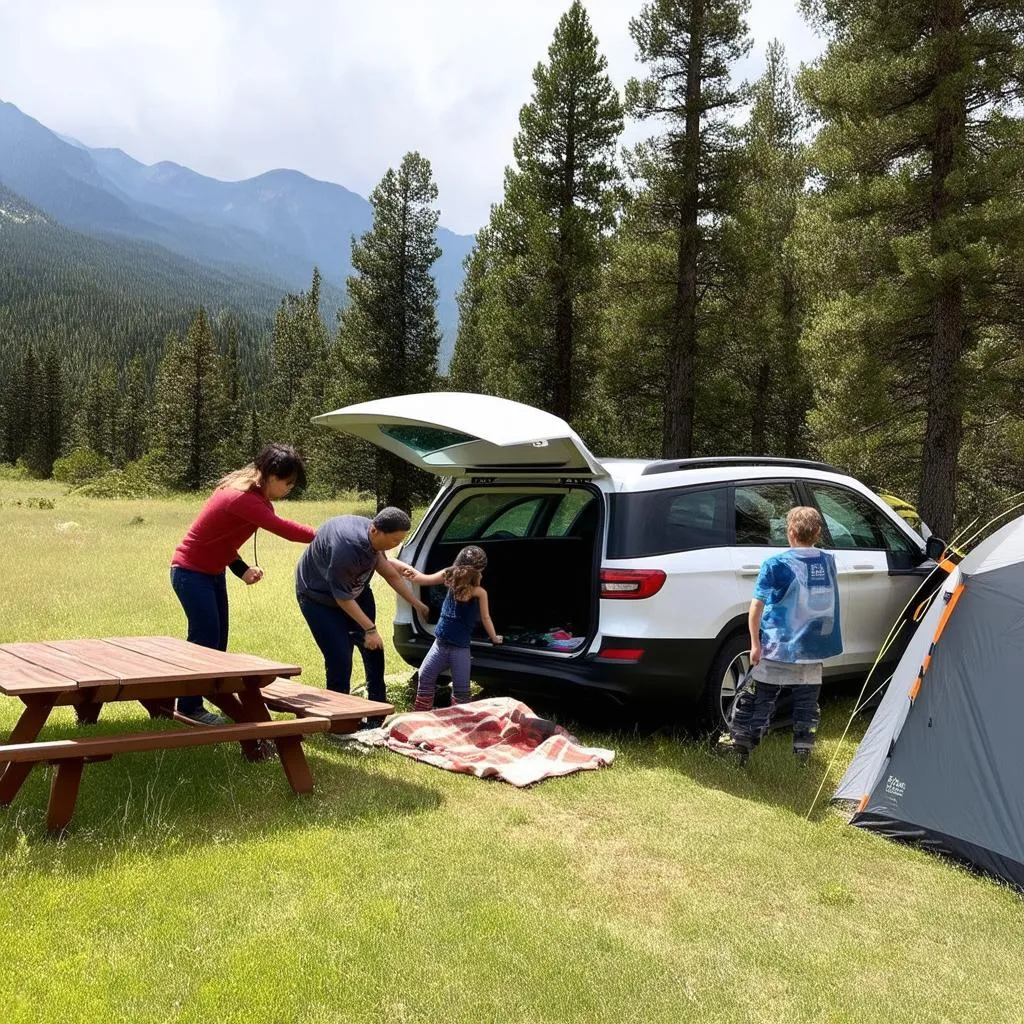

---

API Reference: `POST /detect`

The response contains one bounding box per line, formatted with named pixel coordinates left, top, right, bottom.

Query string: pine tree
left=12, top=346, right=41, bottom=470
left=26, top=342, right=66, bottom=477
left=81, top=363, right=118, bottom=461
left=625, top=0, right=752, bottom=458
left=150, top=309, right=229, bottom=490
left=339, top=151, right=443, bottom=509
left=476, top=2, right=623, bottom=422
left=115, top=356, right=149, bottom=466
left=448, top=233, right=493, bottom=394
left=798, top=0, right=1024, bottom=536
left=726, top=41, right=811, bottom=457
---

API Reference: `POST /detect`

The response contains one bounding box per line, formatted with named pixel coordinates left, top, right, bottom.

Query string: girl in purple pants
left=393, top=546, right=502, bottom=711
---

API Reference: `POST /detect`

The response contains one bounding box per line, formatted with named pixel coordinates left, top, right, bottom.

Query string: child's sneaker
left=714, top=735, right=749, bottom=766
left=794, top=747, right=811, bottom=766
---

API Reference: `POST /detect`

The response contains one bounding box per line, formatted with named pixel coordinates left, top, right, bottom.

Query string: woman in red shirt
left=170, top=444, right=316, bottom=724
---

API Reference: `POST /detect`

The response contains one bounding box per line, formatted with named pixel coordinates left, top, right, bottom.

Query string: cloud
left=0, top=0, right=824, bottom=234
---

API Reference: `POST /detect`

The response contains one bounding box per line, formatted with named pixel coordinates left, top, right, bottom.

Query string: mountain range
left=0, top=100, right=475, bottom=365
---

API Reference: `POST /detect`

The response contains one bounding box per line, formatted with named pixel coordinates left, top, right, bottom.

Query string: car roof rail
left=641, top=456, right=842, bottom=477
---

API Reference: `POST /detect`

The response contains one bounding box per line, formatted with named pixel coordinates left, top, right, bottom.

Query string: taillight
left=599, top=568, right=666, bottom=600
left=597, top=646, right=645, bottom=661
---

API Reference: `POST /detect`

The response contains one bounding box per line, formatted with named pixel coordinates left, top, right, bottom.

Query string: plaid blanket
left=355, top=697, right=615, bottom=787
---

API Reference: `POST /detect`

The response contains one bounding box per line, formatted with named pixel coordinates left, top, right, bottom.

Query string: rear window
left=609, top=487, right=730, bottom=558
left=379, top=424, right=476, bottom=455
left=440, top=489, right=599, bottom=542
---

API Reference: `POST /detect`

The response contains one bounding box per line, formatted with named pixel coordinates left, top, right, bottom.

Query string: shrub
left=76, top=453, right=169, bottom=499
left=52, top=448, right=112, bottom=485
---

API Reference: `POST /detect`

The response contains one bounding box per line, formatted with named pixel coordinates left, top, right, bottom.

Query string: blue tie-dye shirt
left=754, top=548, right=843, bottom=664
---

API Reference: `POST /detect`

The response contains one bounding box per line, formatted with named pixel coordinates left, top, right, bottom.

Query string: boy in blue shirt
left=718, top=506, right=842, bottom=766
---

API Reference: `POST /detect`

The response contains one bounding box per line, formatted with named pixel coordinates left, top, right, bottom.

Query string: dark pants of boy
left=730, top=682, right=821, bottom=754
left=171, top=566, right=228, bottom=716
left=414, top=641, right=471, bottom=711
left=298, top=587, right=387, bottom=718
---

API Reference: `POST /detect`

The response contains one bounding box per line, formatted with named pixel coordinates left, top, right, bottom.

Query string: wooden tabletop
left=0, top=637, right=301, bottom=697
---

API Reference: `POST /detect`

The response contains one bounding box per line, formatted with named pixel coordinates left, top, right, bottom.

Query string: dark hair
left=372, top=506, right=412, bottom=534
left=218, top=443, right=307, bottom=492
left=444, top=545, right=487, bottom=602
left=254, top=443, right=307, bottom=491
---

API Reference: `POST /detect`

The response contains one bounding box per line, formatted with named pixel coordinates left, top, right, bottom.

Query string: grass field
left=0, top=479, right=1021, bottom=1024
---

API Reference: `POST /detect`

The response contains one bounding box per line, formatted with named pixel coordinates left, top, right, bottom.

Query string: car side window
left=809, top=484, right=922, bottom=568
left=734, top=483, right=801, bottom=546
left=607, top=486, right=730, bottom=557
left=441, top=494, right=532, bottom=541
left=546, top=491, right=597, bottom=537
left=480, top=497, right=545, bottom=539
left=654, top=487, right=730, bottom=552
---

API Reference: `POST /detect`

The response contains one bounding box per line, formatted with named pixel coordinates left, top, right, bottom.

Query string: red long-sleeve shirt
left=172, top=487, right=315, bottom=575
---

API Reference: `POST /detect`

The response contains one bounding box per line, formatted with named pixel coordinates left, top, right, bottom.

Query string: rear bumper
left=394, top=624, right=716, bottom=705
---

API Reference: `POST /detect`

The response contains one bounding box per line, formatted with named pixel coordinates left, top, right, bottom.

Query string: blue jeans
left=298, top=587, right=387, bottom=707
left=170, top=566, right=228, bottom=715
left=415, top=640, right=472, bottom=711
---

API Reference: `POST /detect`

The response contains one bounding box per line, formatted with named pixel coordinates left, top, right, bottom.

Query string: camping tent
left=835, top=516, right=1024, bottom=891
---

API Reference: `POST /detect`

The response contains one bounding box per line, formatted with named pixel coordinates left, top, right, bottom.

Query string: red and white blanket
left=355, top=697, right=615, bottom=787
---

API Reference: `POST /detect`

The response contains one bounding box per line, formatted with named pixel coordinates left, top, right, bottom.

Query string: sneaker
left=714, top=736, right=749, bottom=767
left=180, top=708, right=228, bottom=726
left=794, top=748, right=811, bottom=766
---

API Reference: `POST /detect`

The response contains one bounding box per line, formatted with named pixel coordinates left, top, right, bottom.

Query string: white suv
left=315, top=393, right=940, bottom=724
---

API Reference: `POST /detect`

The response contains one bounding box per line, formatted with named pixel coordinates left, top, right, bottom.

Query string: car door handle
left=736, top=565, right=760, bottom=576
left=843, top=564, right=876, bottom=574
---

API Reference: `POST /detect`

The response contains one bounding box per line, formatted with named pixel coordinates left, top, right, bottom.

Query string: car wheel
left=700, top=632, right=752, bottom=733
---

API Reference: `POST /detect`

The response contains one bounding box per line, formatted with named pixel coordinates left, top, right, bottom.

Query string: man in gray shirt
left=296, top=507, right=428, bottom=722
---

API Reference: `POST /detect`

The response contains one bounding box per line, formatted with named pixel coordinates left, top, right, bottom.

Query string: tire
left=699, top=632, right=752, bottom=733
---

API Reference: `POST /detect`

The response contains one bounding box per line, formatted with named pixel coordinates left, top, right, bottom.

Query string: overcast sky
left=0, top=0, right=824, bottom=235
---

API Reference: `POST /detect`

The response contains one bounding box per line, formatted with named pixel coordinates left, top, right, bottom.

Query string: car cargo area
left=415, top=487, right=602, bottom=655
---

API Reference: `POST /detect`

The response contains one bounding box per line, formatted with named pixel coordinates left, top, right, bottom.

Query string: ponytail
left=217, top=465, right=261, bottom=491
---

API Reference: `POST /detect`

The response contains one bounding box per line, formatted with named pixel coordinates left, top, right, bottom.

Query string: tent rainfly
left=835, top=516, right=1024, bottom=892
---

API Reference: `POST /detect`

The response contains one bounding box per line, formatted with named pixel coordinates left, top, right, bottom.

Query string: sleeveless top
left=434, top=589, right=480, bottom=648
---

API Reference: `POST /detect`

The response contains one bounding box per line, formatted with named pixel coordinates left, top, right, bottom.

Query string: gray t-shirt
left=295, top=515, right=377, bottom=605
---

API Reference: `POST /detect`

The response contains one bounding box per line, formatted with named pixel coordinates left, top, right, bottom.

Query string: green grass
left=0, top=480, right=1021, bottom=1024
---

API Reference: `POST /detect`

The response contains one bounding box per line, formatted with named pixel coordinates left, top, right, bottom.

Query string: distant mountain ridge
left=0, top=179, right=296, bottom=378
left=0, top=100, right=474, bottom=364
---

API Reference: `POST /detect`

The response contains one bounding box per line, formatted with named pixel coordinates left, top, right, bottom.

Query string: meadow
left=0, top=479, right=1020, bottom=1024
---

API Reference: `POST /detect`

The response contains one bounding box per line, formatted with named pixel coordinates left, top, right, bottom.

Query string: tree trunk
left=751, top=360, right=771, bottom=454
left=918, top=0, right=966, bottom=539
left=779, top=267, right=805, bottom=458
left=552, top=101, right=577, bottom=422
left=378, top=451, right=411, bottom=512
left=662, top=0, right=703, bottom=459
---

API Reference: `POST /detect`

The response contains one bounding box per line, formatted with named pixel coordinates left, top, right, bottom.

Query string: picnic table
left=0, top=636, right=390, bottom=832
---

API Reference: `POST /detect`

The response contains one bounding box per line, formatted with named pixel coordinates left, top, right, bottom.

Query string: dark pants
left=415, top=640, right=472, bottom=711
left=298, top=587, right=387, bottom=706
left=170, top=566, right=228, bottom=715
left=730, top=681, right=821, bottom=754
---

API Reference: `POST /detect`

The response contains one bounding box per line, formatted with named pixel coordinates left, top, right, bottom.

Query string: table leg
left=275, top=736, right=315, bottom=794
left=207, top=687, right=267, bottom=762
left=238, top=678, right=315, bottom=789
left=47, top=759, right=85, bottom=832
left=0, top=695, right=57, bottom=806
left=75, top=701, right=103, bottom=725
left=139, top=699, right=175, bottom=720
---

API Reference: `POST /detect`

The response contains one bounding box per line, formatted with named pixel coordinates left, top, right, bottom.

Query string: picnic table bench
left=0, top=636, right=393, bottom=832
left=260, top=679, right=393, bottom=732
